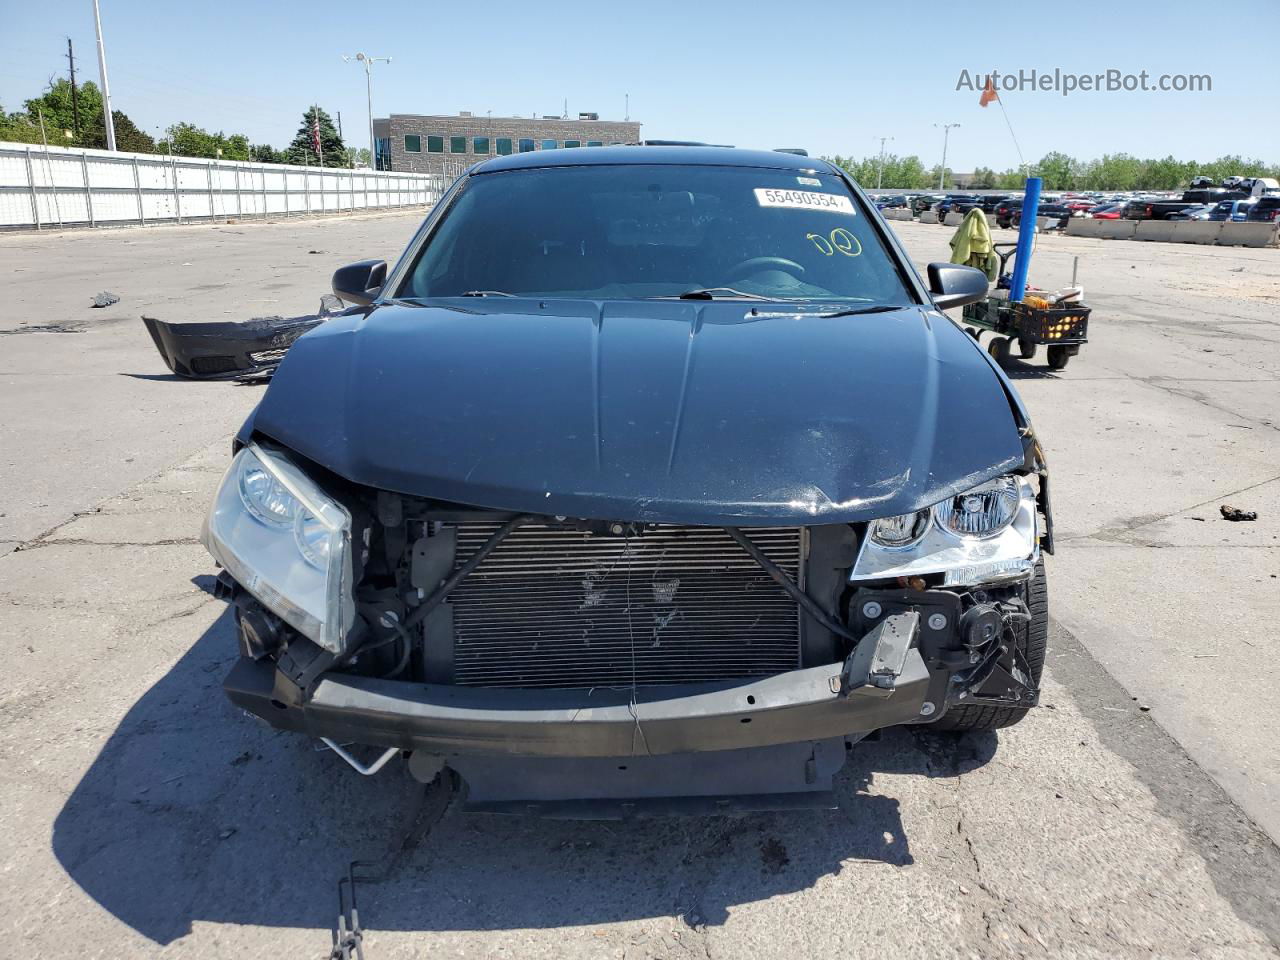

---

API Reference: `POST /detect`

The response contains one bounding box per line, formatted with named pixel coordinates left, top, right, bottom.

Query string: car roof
left=471, top=145, right=837, bottom=175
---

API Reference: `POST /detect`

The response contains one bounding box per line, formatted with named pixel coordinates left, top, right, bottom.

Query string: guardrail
left=0, top=141, right=447, bottom=230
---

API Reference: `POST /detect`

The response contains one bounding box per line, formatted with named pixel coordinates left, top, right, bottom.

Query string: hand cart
left=960, top=243, right=1090, bottom=371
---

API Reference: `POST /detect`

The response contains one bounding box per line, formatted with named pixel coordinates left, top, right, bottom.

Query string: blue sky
left=3, top=0, right=1276, bottom=170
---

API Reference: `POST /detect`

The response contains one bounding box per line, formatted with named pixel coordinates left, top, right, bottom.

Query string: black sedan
left=203, top=147, right=1052, bottom=812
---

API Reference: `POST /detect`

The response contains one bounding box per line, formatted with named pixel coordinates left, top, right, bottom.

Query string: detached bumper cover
left=224, top=648, right=932, bottom=758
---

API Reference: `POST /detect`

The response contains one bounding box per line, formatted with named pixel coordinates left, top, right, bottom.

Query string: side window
left=541, top=139, right=558, bottom=150
left=473, top=136, right=490, bottom=154
left=496, top=138, right=513, bottom=156
left=404, top=135, right=421, bottom=153
left=450, top=136, right=467, bottom=154
left=563, top=140, right=581, bottom=148
left=587, top=141, right=603, bottom=147
left=427, top=135, right=444, bottom=153
left=518, top=138, right=535, bottom=153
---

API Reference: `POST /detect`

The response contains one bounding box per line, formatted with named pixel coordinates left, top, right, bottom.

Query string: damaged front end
left=207, top=441, right=1048, bottom=815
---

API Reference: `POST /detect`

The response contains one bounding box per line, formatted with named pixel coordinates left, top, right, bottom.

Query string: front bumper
left=224, top=645, right=933, bottom=759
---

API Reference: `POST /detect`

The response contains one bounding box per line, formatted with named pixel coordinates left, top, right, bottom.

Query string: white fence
left=0, top=141, right=447, bottom=230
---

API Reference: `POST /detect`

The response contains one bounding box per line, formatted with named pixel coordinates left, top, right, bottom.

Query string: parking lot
left=2, top=211, right=1278, bottom=958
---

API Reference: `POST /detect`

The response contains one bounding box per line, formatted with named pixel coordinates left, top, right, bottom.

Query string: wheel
left=933, top=559, right=1049, bottom=731
left=1046, top=345, right=1071, bottom=370
left=1017, top=338, right=1036, bottom=359
left=964, top=326, right=979, bottom=340
left=987, top=336, right=1011, bottom=366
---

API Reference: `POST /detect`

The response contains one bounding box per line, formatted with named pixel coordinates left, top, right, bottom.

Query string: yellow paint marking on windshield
left=806, top=229, right=862, bottom=257
left=830, top=228, right=862, bottom=257
left=806, top=232, right=835, bottom=256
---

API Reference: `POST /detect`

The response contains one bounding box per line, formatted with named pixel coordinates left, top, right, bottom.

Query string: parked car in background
left=1010, top=203, right=1073, bottom=230
left=1168, top=204, right=1215, bottom=221
left=1061, top=199, right=1095, bottom=214
left=1207, top=199, right=1256, bottom=222
left=204, top=146, right=1051, bottom=810
left=994, top=198, right=1023, bottom=228
left=1189, top=175, right=1215, bottom=189
left=936, top=195, right=985, bottom=218
left=874, top=195, right=909, bottom=210
left=911, top=194, right=944, bottom=216
left=978, top=195, right=1011, bottom=213
left=1245, top=195, right=1280, bottom=222
left=1125, top=189, right=1249, bottom=220
left=1086, top=203, right=1125, bottom=220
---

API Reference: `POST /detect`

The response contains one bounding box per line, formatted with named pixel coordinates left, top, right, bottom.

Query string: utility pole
left=934, top=122, right=960, bottom=190
left=343, top=53, right=390, bottom=170
left=91, top=0, right=116, bottom=150
left=65, top=38, right=80, bottom=137
left=875, top=136, right=894, bottom=189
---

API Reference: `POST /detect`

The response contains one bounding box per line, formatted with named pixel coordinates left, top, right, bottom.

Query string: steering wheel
left=724, top=257, right=806, bottom=280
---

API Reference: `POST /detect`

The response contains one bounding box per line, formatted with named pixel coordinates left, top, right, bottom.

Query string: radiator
left=446, top=523, right=804, bottom=689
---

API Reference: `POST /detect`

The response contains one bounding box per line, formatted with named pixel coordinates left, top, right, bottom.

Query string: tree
left=162, top=122, right=250, bottom=160
left=83, top=110, right=155, bottom=153
left=250, top=143, right=282, bottom=163
left=969, top=166, right=997, bottom=189
left=284, top=106, right=345, bottom=166
left=1035, top=151, right=1077, bottom=190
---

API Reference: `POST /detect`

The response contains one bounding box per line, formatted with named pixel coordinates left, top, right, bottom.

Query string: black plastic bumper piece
left=141, top=313, right=325, bottom=379
left=223, top=648, right=932, bottom=759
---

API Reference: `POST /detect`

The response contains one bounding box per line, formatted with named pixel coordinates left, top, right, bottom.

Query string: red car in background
left=1086, top=203, right=1124, bottom=220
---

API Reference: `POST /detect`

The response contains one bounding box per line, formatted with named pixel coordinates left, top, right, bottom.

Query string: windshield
left=397, top=164, right=914, bottom=304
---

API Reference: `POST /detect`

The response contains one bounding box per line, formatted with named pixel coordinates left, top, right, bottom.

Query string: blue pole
left=1009, top=176, right=1041, bottom=302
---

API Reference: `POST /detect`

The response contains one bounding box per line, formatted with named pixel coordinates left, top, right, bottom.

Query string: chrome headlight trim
left=850, top=475, right=1039, bottom=586
left=202, top=443, right=355, bottom=655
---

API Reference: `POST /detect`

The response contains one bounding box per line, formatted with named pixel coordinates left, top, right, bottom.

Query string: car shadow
left=51, top=607, right=996, bottom=945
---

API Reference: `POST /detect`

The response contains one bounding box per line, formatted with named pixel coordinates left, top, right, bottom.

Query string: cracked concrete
left=2, top=212, right=1279, bottom=957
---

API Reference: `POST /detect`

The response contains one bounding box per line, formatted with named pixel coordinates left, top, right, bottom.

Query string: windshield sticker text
left=807, top=228, right=863, bottom=257
left=755, top=188, right=855, bottom=215
left=796, top=176, right=822, bottom=186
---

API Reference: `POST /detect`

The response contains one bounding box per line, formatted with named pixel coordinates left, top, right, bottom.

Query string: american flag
left=311, top=111, right=322, bottom=158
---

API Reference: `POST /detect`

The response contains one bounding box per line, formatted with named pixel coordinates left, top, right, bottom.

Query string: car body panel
left=248, top=299, right=1024, bottom=525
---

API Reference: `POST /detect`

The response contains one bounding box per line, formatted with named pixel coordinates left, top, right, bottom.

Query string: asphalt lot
left=1, top=211, right=1278, bottom=958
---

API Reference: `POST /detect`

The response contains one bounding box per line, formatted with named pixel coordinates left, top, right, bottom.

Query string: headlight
left=851, top=475, right=1039, bottom=587
left=934, top=476, right=1020, bottom=538
left=202, top=444, right=355, bottom=655
left=870, top=510, right=930, bottom=547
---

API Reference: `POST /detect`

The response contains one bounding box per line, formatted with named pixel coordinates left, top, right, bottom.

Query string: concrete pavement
left=1, top=212, right=1278, bottom=958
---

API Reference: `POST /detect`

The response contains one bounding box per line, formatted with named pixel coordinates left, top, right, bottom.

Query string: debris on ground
left=91, top=291, right=120, bottom=308
left=1220, top=505, right=1258, bottom=522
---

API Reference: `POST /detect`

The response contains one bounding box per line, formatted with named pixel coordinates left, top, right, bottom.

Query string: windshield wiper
left=459, top=290, right=516, bottom=297
left=676, top=287, right=775, bottom=301
left=817, top=304, right=910, bottom=318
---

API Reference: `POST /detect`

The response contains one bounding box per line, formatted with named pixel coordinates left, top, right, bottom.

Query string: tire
left=1017, top=338, right=1036, bottom=359
left=987, top=336, right=1011, bottom=366
left=1046, top=345, right=1071, bottom=370
left=964, top=326, right=979, bottom=340
left=933, top=558, right=1049, bottom=732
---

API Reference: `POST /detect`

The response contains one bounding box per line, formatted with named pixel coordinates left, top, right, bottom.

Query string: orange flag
left=979, top=75, right=999, bottom=107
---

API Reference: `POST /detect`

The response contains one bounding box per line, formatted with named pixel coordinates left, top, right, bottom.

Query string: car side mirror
left=926, top=262, right=989, bottom=311
left=332, top=260, right=388, bottom=306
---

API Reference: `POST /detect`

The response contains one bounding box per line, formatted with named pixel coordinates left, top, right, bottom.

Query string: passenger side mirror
left=332, top=260, right=388, bottom=306
left=926, top=262, right=989, bottom=311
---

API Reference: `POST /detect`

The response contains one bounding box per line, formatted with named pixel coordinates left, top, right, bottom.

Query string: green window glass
left=587, top=140, right=603, bottom=147
left=473, top=136, right=490, bottom=154
left=563, top=139, right=581, bottom=148
left=518, top=138, right=535, bottom=152
left=540, top=139, right=558, bottom=150
left=450, top=136, right=467, bottom=154
left=403, top=134, right=421, bottom=153
left=427, top=135, right=444, bottom=153
left=496, top=138, right=513, bottom=155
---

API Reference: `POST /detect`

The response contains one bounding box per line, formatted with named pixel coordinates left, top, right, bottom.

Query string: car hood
left=249, top=299, right=1025, bottom=525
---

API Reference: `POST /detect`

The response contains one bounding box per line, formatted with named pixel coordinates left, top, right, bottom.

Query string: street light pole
left=91, top=0, right=116, bottom=151
left=875, top=136, right=894, bottom=189
left=343, top=53, right=390, bottom=168
left=934, top=123, right=960, bottom=190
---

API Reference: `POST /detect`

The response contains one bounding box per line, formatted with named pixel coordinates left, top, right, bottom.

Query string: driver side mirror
left=332, top=260, right=388, bottom=306
left=926, top=262, right=989, bottom=311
